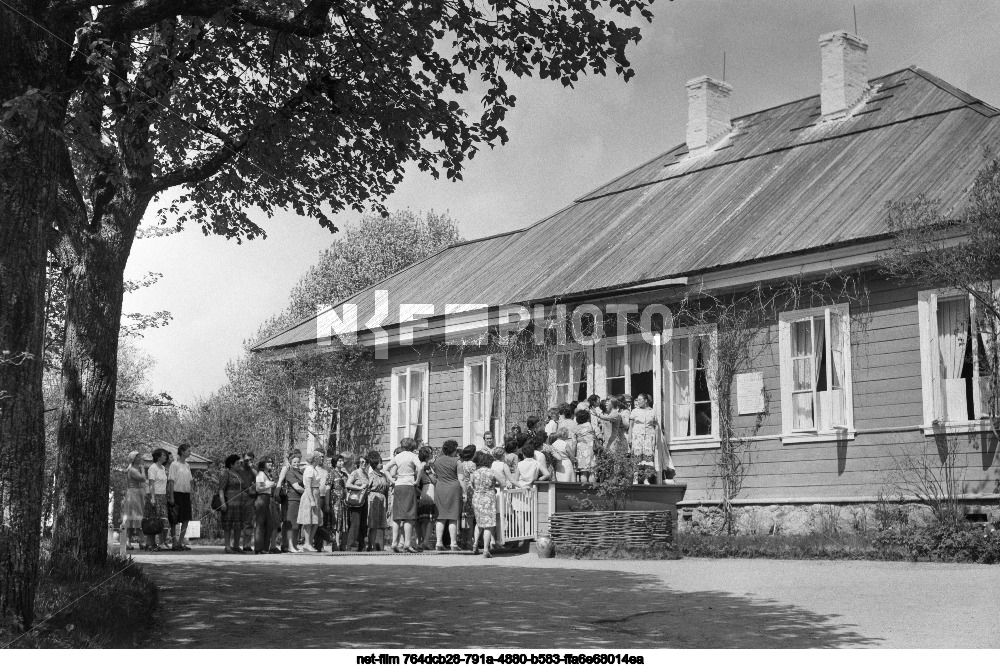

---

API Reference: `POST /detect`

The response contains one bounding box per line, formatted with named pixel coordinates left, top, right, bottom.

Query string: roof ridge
left=908, top=66, right=1000, bottom=114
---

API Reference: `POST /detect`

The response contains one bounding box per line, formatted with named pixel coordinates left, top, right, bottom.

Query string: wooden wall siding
left=364, top=275, right=999, bottom=501
left=675, top=276, right=999, bottom=501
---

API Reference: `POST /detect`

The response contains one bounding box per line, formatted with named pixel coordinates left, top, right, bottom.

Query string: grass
left=676, top=532, right=907, bottom=561
left=0, top=548, right=159, bottom=648
left=556, top=543, right=682, bottom=560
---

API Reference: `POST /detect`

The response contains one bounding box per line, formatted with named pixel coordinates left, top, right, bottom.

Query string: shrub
left=0, top=550, right=159, bottom=648
left=557, top=543, right=682, bottom=560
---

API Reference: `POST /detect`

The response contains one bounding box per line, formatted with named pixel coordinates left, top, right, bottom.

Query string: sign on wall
left=736, top=372, right=765, bottom=415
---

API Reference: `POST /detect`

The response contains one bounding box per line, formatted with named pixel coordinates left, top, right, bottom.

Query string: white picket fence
left=498, top=487, right=537, bottom=544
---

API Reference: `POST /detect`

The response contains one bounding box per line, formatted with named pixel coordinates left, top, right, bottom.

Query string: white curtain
left=937, top=298, right=969, bottom=380
left=630, top=341, right=654, bottom=374
left=409, top=369, right=425, bottom=441
left=670, top=339, right=690, bottom=437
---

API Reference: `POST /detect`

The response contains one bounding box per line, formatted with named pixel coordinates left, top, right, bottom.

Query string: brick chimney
left=685, top=76, right=733, bottom=154
left=819, top=31, right=869, bottom=120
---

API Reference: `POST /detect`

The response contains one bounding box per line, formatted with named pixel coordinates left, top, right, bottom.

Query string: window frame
left=662, top=325, right=721, bottom=450
left=549, top=344, right=595, bottom=406
left=777, top=303, right=855, bottom=444
left=918, top=288, right=996, bottom=434
left=389, top=362, right=430, bottom=448
left=462, top=355, right=496, bottom=447
left=595, top=333, right=661, bottom=400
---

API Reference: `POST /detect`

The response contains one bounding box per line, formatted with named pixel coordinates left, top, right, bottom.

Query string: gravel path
left=134, top=547, right=1000, bottom=649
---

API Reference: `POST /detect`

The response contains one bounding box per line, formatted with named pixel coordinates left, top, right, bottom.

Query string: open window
left=778, top=304, right=854, bottom=441
left=464, top=356, right=498, bottom=447
left=663, top=328, right=719, bottom=447
left=390, top=363, right=429, bottom=447
left=918, top=289, right=996, bottom=430
left=600, top=339, right=656, bottom=399
left=551, top=348, right=592, bottom=405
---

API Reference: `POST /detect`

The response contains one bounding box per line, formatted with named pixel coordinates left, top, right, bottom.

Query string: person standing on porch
left=167, top=443, right=194, bottom=551
left=593, top=397, right=627, bottom=453
left=573, top=409, right=597, bottom=484
left=544, top=408, right=559, bottom=436
left=386, top=438, right=421, bottom=553
left=550, top=428, right=577, bottom=482
left=432, top=440, right=464, bottom=552
left=630, top=393, right=659, bottom=484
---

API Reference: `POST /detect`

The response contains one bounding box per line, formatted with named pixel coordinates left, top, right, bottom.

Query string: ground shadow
left=142, top=560, right=879, bottom=649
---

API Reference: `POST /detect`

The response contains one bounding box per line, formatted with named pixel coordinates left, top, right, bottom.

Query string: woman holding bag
left=219, top=454, right=246, bottom=553
left=344, top=456, right=371, bottom=552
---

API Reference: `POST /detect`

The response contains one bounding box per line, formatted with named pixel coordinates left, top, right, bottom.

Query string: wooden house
left=254, top=32, right=1000, bottom=531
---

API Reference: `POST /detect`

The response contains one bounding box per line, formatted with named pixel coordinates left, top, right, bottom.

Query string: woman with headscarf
left=122, top=451, right=148, bottom=550
left=219, top=454, right=246, bottom=553
left=432, top=439, right=464, bottom=552
left=297, top=451, right=323, bottom=551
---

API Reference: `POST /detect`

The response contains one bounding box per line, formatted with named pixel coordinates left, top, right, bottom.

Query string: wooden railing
left=498, top=487, right=537, bottom=544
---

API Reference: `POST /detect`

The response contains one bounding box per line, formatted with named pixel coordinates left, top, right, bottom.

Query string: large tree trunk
left=0, top=8, right=71, bottom=626
left=50, top=189, right=147, bottom=564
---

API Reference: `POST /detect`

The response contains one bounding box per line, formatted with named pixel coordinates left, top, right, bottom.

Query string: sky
left=122, top=0, right=1000, bottom=404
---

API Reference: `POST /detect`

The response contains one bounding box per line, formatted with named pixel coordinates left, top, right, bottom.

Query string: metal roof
left=254, top=67, right=1000, bottom=352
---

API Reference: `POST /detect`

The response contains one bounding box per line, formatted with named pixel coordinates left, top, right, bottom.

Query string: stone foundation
left=677, top=501, right=1000, bottom=536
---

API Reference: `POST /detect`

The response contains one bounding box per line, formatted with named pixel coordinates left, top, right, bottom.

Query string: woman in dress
left=572, top=409, right=597, bottom=483
left=219, top=454, right=246, bottom=553
left=458, top=444, right=478, bottom=549
left=146, top=448, right=169, bottom=551
left=344, top=455, right=370, bottom=552
left=386, top=438, right=421, bottom=553
left=122, top=451, right=147, bottom=551
left=593, top=397, right=628, bottom=453
left=415, top=445, right=437, bottom=551
left=327, top=454, right=349, bottom=551
left=432, top=440, right=464, bottom=552
left=470, top=451, right=505, bottom=558
left=629, top=392, right=659, bottom=484
left=253, top=458, right=279, bottom=554
left=550, top=428, right=577, bottom=482
left=365, top=451, right=391, bottom=551
left=277, top=451, right=305, bottom=553
left=297, top=451, right=323, bottom=551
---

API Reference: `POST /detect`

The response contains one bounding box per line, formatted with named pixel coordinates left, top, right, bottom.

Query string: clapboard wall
left=368, top=275, right=999, bottom=502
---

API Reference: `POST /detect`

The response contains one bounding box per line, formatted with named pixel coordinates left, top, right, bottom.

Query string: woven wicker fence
left=548, top=510, right=673, bottom=548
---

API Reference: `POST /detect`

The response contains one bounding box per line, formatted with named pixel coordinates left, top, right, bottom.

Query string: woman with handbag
left=344, top=454, right=371, bottom=552
left=365, top=451, right=391, bottom=552
left=297, top=451, right=323, bottom=552
left=253, top=458, right=280, bottom=554
left=219, top=454, right=246, bottom=553
left=326, top=454, right=349, bottom=551
left=277, top=451, right=305, bottom=553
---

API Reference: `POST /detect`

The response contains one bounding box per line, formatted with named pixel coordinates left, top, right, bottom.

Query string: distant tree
left=881, top=157, right=1000, bottom=432
left=281, top=210, right=463, bottom=326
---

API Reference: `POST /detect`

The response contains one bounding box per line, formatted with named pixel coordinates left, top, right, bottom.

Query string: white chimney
left=685, top=76, right=733, bottom=154
left=819, top=31, right=869, bottom=120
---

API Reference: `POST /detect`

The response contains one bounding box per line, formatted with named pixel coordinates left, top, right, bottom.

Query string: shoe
left=181, top=545, right=192, bottom=551
left=391, top=546, right=402, bottom=553
left=435, top=545, right=445, bottom=552
left=450, top=546, right=462, bottom=552
left=171, top=545, right=184, bottom=551
left=224, top=547, right=233, bottom=554
left=484, top=551, right=492, bottom=559
left=269, top=548, right=282, bottom=554
left=473, top=548, right=481, bottom=555
left=404, top=546, right=419, bottom=554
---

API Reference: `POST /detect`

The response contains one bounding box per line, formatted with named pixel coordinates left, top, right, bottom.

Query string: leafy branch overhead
left=45, top=0, right=655, bottom=240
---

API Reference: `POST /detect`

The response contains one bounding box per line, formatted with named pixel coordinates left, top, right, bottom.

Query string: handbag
left=344, top=487, right=367, bottom=508
left=141, top=499, right=164, bottom=536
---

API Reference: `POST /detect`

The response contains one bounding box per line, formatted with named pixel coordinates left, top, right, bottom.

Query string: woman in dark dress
left=432, top=439, right=465, bottom=552
left=278, top=451, right=305, bottom=553
left=326, top=454, right=349, bottom=550
left=219, top=454, right=246, bottom=553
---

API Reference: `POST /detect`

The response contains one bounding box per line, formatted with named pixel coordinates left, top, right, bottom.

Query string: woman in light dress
left=549, top=428, right=577, bottom=482
left=470, top=451, right=507, bottom=558
left=571, top=410, right=597, bottom=483
left=629, top=393, right=659, bottom=484
left=297, top=451, right=323, bottom=551
left=365, top=451, right=392, bottom=551
left=122, top=451, right=147, bottom=550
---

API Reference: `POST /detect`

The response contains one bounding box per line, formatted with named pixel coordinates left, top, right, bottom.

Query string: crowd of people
left=119, top=392, right=672, bottom=558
